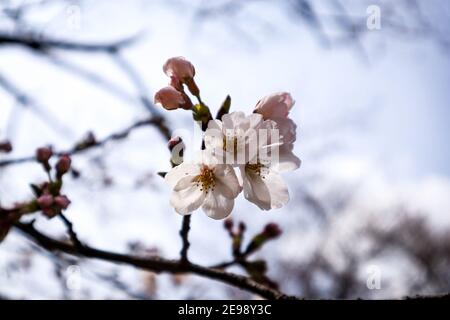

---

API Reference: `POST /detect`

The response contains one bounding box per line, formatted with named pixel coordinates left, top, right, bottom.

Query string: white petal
left=264, top=171, right=290, bottom=209
left=202, top=190, right=234, bottom=220
left=165, top=163, right=200, bottom=188
left=240, top=167, right=271, bottom=210
left=246, top=113, right=264, bottom=129
left=273, top=117, right=297, bottom=144
left=205, top=121, right=224, bottom=147
left=214, top=165, right=241, bottom=199
left=170, top=184, right=205, bottom=215
left=272, top=144, right=301, bottom=172
left=174, top=175, right=196, bottom=191
left=222, top=112, right=246, bottom=130
left=207, top=119, right=223, bottom=131
left=195, top=149, right=221, bottom=167
left=240, top=167, right=290, bottom=210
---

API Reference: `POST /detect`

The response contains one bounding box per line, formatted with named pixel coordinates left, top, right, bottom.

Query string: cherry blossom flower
left=205, top=111, right=264, bottom=165
left=204, top=111, right=300, bottom=210
left=165, top=151, right=241, bottom=219
left=237, top=119, right=300, bottom=210
left=238, top=160, right=289, bottom=211
left=238, top=114, right=300, bottom=210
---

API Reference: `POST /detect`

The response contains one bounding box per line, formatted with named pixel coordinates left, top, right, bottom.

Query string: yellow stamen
left=194, top=165, right=216, bottom=193
left=245, top=162, right=265, bottom=178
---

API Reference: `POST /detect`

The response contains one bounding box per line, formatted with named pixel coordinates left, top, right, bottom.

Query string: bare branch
left=179, top=215, right=191, bottom=262
left=13, top=221, right=294, bottom=300
left=58, top=212, right=83, bottom=249
left=0, top=117, right=171, bottom=168
left=0, top=32, right=140, bottom=52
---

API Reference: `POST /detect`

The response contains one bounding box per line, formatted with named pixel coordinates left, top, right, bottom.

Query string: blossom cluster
left=155, top=57, right=301, bottom=219
left=0, top=148, right=72, bottom=243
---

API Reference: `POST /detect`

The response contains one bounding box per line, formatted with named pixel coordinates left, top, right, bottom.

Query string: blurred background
left=0, top=0, right=450, bottom=299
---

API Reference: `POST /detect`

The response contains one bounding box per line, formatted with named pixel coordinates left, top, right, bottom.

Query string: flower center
left=194, top=165, right=216, bottom=193
left=245, top=162, right=266, bottom=178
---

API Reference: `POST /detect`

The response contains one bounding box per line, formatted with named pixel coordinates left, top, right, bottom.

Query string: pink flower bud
left=168, top=136, right=185, bottom=166
left=37, top=194, right=54, bottom=209
left=254, top=92, right=295, bottom=120
left=54, top=195, right=71, bottom=210
left=36, top=147, right=53, bottom=163
left=167, top=136, right=183, bottom=152
left=154, top=86, right=187, bottom=110
left=224, top=219, right=233, bottom=231
left=163, top=57, right=195, bottom=80
left=56, top=154, right=71, bottom=176
left=263, top=223, right=282, bottom=238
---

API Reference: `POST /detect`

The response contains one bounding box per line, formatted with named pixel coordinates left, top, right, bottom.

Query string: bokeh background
left=1, top=0, right=450, bottom=299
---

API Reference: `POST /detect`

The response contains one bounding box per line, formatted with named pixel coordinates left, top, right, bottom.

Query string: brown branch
left=179, top=215, right=192, bottom=262
left=58, top=213, right=83, bottom=249
left=0, top=32, right=139, bottom=52
left=210, top=260, right=238, bottom=269
left=0, top=117, right=170, bottom=168
left=13, top=221, right=294, bottom=300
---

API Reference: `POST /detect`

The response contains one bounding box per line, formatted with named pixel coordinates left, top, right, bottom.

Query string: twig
left=0, top=117, right=170, bottom=168
left=0, top=32, right=139, bottom=52
left=179, top=215, right=192, bottom=263
left=13, top=221, right=294, bottom=300
left=210, top=260, right=237, bottom=269
left=58, top=212, right=83, bottom=249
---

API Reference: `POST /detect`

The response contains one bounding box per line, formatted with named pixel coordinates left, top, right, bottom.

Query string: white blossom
left=165, top=151, right=241, bottom=219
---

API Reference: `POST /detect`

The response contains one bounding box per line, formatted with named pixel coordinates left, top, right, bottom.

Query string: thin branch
left=210, top=260, right=237, bottom=269
left=0, top=116, right=170, bottom=168
left=0, top=32, right=140, bottom=52
left=179, top=215, right=191, bottom=262
left=13, top=221, right=294, bottom=300
left=58, top=212, right=83, bottom=249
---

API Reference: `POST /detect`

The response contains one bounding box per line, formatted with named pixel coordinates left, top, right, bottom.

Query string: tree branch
left=13, top=221, right=294, bottom=300
left=0, top=32, right=139, bottom=52
left=58, top=213, right=83, bottom=249
left=179, top=215, right=191, bottom=262
left=0, top=117, right=171, bottom=168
